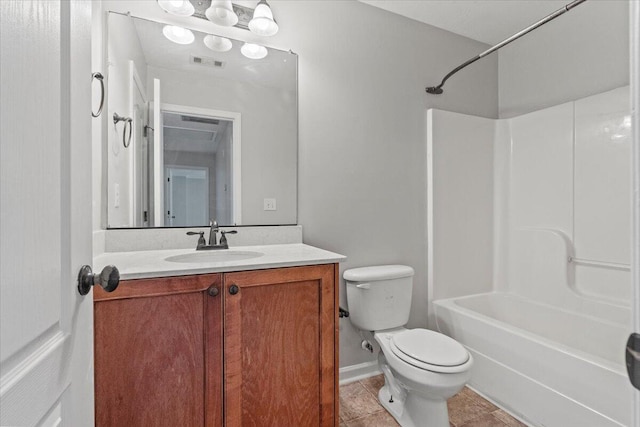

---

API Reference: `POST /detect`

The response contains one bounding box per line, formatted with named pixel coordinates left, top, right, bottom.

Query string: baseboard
left=339, top=361, right=381, bottom=386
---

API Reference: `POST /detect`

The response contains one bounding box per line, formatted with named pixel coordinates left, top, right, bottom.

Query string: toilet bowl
left=374, top=328, right=473, bottom=426
left=344, top=265, right=473, bottom=427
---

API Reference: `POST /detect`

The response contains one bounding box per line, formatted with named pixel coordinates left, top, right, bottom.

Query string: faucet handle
left=219, top=230, right=238, bottom=246
left=186, top=231, right=206, bottom=247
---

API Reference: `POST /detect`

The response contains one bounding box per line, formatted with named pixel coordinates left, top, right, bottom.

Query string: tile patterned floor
left=339, top=375, right=527, bottom=427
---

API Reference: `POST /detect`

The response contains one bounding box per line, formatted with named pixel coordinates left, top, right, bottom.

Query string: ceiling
left=359, top=0, right=572, bottom=45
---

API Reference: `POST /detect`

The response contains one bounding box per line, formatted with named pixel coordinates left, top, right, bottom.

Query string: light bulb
left=248, top=1, right=279, bottom=36
left=206, top=0, right=238, bottom=27
left=241, top=43, right=268, bottom=60
left=162, top=25, right=195, bottom=45
left=204, top=35, right=233, bottom=52
left=157, top=0, right=195, bottom=16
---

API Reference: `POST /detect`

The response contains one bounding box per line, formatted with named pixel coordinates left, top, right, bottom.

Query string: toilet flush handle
left=356, top=283, right=371, bottom=290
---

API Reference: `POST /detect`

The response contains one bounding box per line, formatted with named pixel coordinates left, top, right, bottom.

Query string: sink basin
left=165, top=251, right=264, bottom=264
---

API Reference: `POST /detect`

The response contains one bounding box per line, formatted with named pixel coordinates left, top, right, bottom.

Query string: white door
left=165, top=166, right=209, bottom=226
left=150, top=79, right=164, bottom=226
left=1, top=1, right=95, bottom=425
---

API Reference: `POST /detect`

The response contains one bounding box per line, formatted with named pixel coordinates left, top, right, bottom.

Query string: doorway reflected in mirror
left=162, top=111, right=235, bottom=227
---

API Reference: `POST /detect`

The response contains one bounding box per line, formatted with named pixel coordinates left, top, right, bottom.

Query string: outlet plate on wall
left=264, top=198, right=276, bottom=211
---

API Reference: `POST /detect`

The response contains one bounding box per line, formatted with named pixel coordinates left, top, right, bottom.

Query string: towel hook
left=91, top=72, right=105, bottom=117
left=113, top=112, right=133, bottom=148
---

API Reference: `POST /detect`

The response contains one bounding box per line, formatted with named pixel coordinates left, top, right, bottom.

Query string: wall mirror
left=106, top=12, right=297, bottom=228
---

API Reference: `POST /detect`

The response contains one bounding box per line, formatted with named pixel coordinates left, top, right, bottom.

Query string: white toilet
left=344, top=265, right=473, bottom=427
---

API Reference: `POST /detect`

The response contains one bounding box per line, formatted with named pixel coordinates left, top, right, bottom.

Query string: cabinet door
left=94, top=274, right=223, bottom=427
left=224, top=264, right=337, bottom=427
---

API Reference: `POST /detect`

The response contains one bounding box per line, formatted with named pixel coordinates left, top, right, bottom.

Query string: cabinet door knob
left=229, top=284, right=239, bottom=295
left=208, top=285, right=219, bottom=297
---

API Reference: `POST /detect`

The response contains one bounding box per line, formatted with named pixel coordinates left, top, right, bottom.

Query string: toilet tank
left=344, top=265, right=414, bottom=331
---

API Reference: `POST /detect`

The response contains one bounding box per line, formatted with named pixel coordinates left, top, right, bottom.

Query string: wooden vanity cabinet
left=93, top=273, right=223, bottom=427
left=223, top=264, right=337, bottom=426
left=94, top=264, right=338, bottom=427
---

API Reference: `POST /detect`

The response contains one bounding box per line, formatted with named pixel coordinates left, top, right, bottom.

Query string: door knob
left=77, top=265, right=120, bottom=296
left=208, top=285, right=219, bottom=297
left=229, top=284, right=239, bottom=295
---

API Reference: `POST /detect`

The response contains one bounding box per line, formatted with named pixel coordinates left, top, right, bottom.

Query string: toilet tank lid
left=343, top=265, right=414, bottom=282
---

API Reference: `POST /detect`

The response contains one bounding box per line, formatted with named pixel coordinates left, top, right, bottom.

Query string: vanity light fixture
left=240, top=42, right=268, bottom=59
left=204, top=35, right=233, bottom=52
left=162, top=25, right=195, bottom=44
left=248, top=0, right=279, bottom=36
left=157, top=0, right=195, bottom=16
left=206, top=0, right=239, bottom=27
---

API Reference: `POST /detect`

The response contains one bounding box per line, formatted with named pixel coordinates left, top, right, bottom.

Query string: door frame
left=129, top=60, right=147, bottom=227
left=161, top=103, right=242, bottom=225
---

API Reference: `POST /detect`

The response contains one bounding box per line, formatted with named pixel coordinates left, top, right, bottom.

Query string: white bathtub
left=433, top=292, right=633, bottom=427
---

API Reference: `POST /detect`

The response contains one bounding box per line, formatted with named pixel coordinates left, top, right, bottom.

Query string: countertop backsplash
left=93, top=225, right=303, bottom=255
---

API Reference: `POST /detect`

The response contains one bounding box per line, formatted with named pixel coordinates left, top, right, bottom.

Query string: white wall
left=498, top=0, right=629, bottom=118
left=105, top=12, right=147, bottom=227
left=284, top=1, right=498, bottom=368
left=426, top=110, right=495, bottom=326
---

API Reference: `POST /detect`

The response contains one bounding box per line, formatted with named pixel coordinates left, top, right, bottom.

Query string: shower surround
left=427, top=86, right=632, bottom=426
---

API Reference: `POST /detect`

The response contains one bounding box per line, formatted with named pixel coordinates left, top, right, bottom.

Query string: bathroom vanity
left=92, top=244, right=344, bottom=427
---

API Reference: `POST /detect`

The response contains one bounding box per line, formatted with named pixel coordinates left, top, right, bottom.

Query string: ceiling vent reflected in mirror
left=163, top=128, right=218, bottom=146
left=162, top=112, right=230, bottom=153
left=181, top=115, right=220, bottom=125
left=191, top=55, right=226, bottom=68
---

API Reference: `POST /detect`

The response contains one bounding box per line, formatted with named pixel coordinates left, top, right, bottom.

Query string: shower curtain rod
left=425, top=0, right=587, bottom=95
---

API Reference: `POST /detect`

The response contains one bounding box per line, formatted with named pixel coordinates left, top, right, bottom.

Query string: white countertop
left=94, top=243, right=346, bottom=280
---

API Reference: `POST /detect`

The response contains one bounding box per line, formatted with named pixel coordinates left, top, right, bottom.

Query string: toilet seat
left=389, top=329, right=470, bottom=374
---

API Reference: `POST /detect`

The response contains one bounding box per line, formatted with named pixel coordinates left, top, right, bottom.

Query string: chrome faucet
left=209, top=219, right=219, bottom=246
left=186, top=219, right=238, bottom=250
